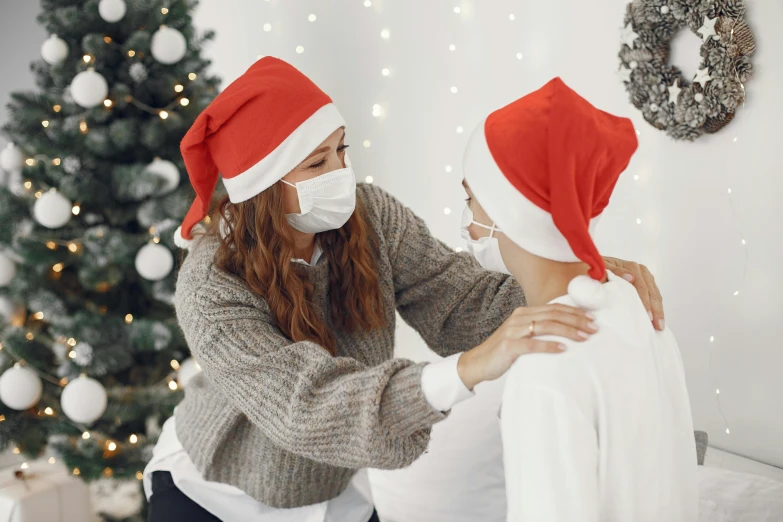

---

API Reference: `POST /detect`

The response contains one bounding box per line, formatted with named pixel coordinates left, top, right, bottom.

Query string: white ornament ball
left=694, top=93, right=705, bottom=102
left=145, top=158, right=180, bottom=194
left=177, top=358, right=202, bottom=389
left=151, top=25, right=187, bottom=65
left=629, top=60, right=639, bottom=69
left=0, top=143, right=24, bottom=172
left=0, top=365, right=43, bottom=411
left=33, top=189, right=72, bottom=229
left=98, top=0, right=127, bottom=23
left=70, top=68, right=109, bottom=108
left=650, top=103, right=660, bottom=113
left=135, top=243, right=174, bottom=281
left=61, top=375, right=107, bottom=424
left=41, top=34, right=69, bottom=65
left=660, top=5, right=670, bottom=14
left=0, top=253, right=16, bottom=287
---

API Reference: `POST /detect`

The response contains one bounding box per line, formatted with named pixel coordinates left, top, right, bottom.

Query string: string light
left=44, top=407, right=53, bottom=415
left=308, top=14, right=316, bottom=22
left=456, top=126, right=464, bottom=133
left=52, top=157, right=61, bottom=165
left=68, top=351, right=76, bottom=359
left=381, top=68, right=390, bottom=76
left=125, top=314, right=133, bottom=324
left=72, top=204, right=81, bottom=215
left=444, top=208, right=451, bottom=215
left=67, top=338, right=76, bottom=346
left=79, top=121, right=88, bottom=133
left=41, top=120, right=50, bottom=128
left=12, top=447, right=20, bottom=454
left=733, top=290, right=739, bottom=296
left=35, top=191, right=43, bottom=198
left=23, top=181, right=32, bottom=189
left=67, top=242, right=78, bottom=252
left=509, top=13, right=516, bottom=20
left=170, top=359, right=180, bottom=370
left=159, top=110, right=169, bottom=119
left=25, top=158, right=35, bottom=166
left=82, top=55, right=91, bottom=63
left=365, top=176, right=374, bottom=184
left=152, top=237, right=161, bottom=244
left=364, top=0, right=372, bottom=6
left=25, top=332, right=34, bottom=340
left=188, top=73, right=197, bottom=80
left=380, top=29, right=390, bottom=40
left=161, top=7, right=169, bottom=14
left=103, top=36, right=112, bottom=43
left=73, top=468, right=80, bottom=476
left=107, top=441, right=117, bottom=451
left=48, top=457, right=56, bottom=464
left=634, top=174, right=640, bottom=180
left=445, top=165, right=453, bottom=173
left=449, top=44, right=456, bottom=51
left=53, top=104, right=61, bottom=112
left=450, top=86, right=458, bottom=94
left=128, top=50, right=136, bottom=57
left=372, top=104, right=383, bottom=117
left=263, top=23, right=272, bottom=32
left=21, top=463, right=29, bottom=470
left=168, top=380, right=178, bottom=390
left=636, top=218, right=642, bottom=225
left=180, top=98, right=190, bottom=106
left=174, top=84, right=184, bottom=93
left=453, top=6, right=461, bottom=14
left=33, top=312, right=44, bottom=320
left=296, top=46, right=304, bottom=54
left=716, top=389, right=720, bottom=394
left=82, top=431, right=90, bottom=440
left=455, top=247, right=463, bottom=253
left=136, top=471, right=144, bottom=480
left=363, top=140, right=371, bottom=148
left=516, top=52, right=523, bottom=60
left=104, top=99, right=113, bottom=108
left=130, top=434, right=138, bottom=444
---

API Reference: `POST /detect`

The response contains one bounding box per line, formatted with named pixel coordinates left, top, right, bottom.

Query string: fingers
left=508, top=306, right=597, bottom=342
left=641, top=266, right=665, bottom=330
left=604, top=257, right=635, bottom=283
left=510, top=338, right=566, bottom=355
left=610, top=261, right=653, bottom=321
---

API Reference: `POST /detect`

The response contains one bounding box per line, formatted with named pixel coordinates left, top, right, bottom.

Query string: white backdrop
left=193, top=0, right=782, bottom=470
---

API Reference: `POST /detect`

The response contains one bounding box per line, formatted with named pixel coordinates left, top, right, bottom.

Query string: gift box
left=0, top=460, right=92, bottom=522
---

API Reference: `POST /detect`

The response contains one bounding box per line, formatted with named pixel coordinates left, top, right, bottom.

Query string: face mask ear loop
left=280, top=179, right=296, bottom=188
left=489, top=223, right=497, bottom=239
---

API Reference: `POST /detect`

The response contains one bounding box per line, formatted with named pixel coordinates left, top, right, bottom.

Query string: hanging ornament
left=129, top=62, right=148, bottom=83
left=145, top=157, right=180, bottom=194
left=0, top=364, right=43, bottom=411
left=33, top=189, right=72, bottom=229
left=177, top=358, right=202, bottom=389
left=151, top=25, right=187, bottom=65
left=98, top=0, right=127, bottom=23
left=70, top=68, right=109, bottom=108
left=135, top=243, right=174, bottom=281
left=41, top=34, right=69, bottom=65
left=0, top=143, right=24, bottom=172
left=0, top=252, right=16, bottom=287
left=61, top=375, right=107, bottom=424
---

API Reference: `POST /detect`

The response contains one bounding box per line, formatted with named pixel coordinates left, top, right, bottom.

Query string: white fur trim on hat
left=221, top=103, right=346, bottom=203
left=462, top=119, right=601, bottom=263
left=174, top=224, right=206, bottom=250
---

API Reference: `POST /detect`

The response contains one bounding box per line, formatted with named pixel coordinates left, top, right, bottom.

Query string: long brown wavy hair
left=208, top=182, right=387, bottom=355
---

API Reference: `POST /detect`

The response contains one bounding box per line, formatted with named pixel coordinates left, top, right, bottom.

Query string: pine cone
left=703, top=111, right=735, bottom=133
left=714, top=0, right=746, bottom=18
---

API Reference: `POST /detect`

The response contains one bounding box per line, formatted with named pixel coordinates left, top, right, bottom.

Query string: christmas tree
left=0, top=0, right=219, bottom=492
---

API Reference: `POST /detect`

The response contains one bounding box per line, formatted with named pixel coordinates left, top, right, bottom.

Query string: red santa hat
left=175, top=57, right=345, bottom=247
left=463, top=77, right=638, bottom=281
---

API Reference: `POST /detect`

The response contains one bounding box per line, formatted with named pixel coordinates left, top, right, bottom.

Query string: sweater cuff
left=380, top=363, right=448, bottom=438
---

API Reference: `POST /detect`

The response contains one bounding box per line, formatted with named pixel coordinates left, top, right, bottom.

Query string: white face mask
left=281, top=166, right=357, bottom=234
left=461, top=204, right=511, bottom=275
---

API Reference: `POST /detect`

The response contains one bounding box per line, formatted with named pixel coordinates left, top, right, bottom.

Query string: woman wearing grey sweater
left=144, top=57, right=665, bottom=522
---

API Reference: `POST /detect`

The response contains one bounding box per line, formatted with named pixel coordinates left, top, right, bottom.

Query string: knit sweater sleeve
left=360, top=184, right=525, bottom=356
left=175, top=256, right=447, bottom=470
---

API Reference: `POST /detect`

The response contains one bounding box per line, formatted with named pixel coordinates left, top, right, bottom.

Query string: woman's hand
left=456, top=304, right=598, bottom=390
left=603, top=257, right=665, bottom=331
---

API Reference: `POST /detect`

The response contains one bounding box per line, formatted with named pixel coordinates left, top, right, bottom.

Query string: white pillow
left=699, top=466, right=783, bottom=522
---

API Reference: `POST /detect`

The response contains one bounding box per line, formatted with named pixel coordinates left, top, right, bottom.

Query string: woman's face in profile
left=280, top=127, right=348, bottom=214
left=462, top=180, right=496, bottom=241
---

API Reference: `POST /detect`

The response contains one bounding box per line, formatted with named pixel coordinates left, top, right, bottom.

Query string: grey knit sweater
left=173, top=183, right=524, bottom=508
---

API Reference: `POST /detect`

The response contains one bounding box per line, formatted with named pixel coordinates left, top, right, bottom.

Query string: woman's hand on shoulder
left=456, top=304, right=598, bottom=390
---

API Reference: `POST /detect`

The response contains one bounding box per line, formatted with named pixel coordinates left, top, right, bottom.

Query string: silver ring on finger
left=528, top=320, right=536, bottom=338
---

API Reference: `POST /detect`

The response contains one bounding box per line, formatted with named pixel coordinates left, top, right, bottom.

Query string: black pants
left=148, top=471, right=381, bottom=522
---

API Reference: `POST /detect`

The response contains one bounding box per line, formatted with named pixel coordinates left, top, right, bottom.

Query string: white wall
left=193, top=0, right=782, bottom=468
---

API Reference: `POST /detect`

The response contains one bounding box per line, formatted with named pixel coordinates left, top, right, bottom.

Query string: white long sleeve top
left=501, top=273, right=698, bottom=522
